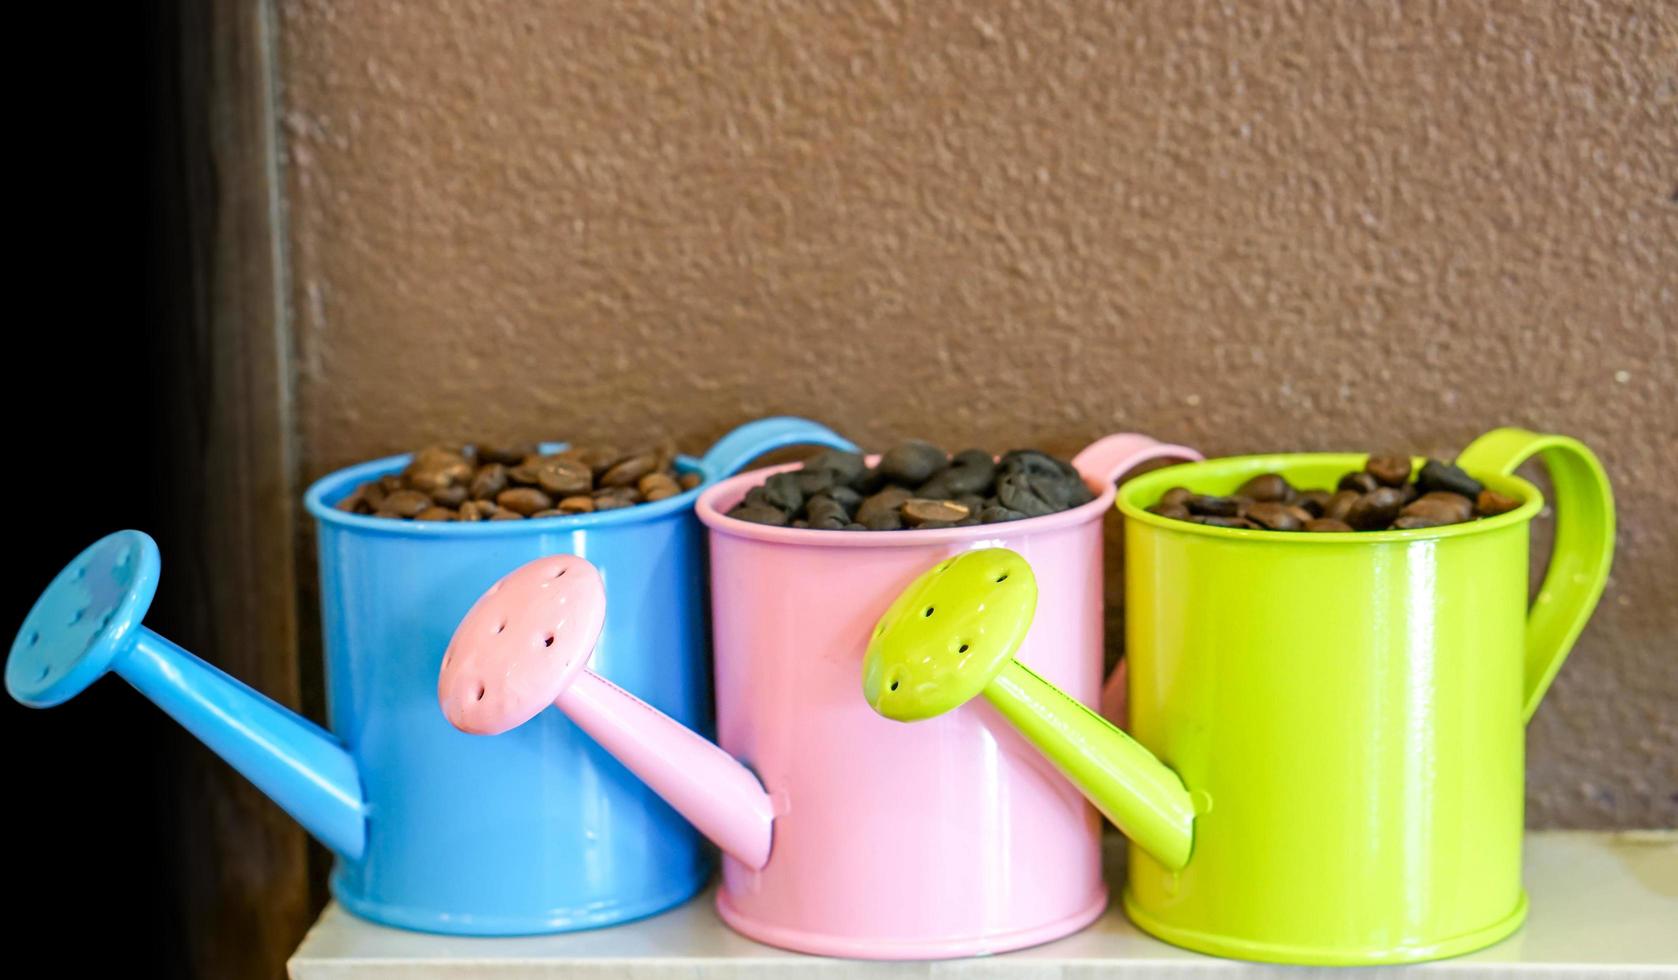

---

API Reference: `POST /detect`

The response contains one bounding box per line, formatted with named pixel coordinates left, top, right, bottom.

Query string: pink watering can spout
left=438, top=554, right=775, bottom=870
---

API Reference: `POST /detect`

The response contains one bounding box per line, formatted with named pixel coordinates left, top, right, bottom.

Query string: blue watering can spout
left=5, top=530, right=366, bottom=859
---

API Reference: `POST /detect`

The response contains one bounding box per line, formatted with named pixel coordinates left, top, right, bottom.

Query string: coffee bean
left=461, top=499, right=498, bottom=519
left=845, top=522, right=868, bottom=530
left=1392, top=514, right=1453, bottom=530
left=679, top=471, right=702, bottom=490
left=729, top=502, right=790, bottom=526
left=1365, top=454, right=1412, bottom=487
left=594, top=486, right=640, bottom=506
left=902, top=498, right=972, bottom=526
left=638, top=472, right=681, bottom=498
left=1297, top=490, right=1332, bottom=517
left=1192, top=515, right=1260, bottom=529
left=456, top=502, right=483, bottom=521
left=809, top=515, right=849, bottom=530
left=1323, top=489, right=1361, bottom=522
left=804, top=449, right=867, bottom=485
left=536, top=459, right=593, bottom=497
left=979, top=503, right=1027, bottom=523
left=1476, top=489, right=1522, bottom=517
left=380, top=489, right=433, bottom=518
left=1338, top=471, right=1380, bottom=494
left=405, top=464, right=463, bottom=494
left=795, top=468, right=837, bottom=496
left=475, top=442, right=535, bottom=466
left=507, top=461, right=542, bottom=486
left=1416, top=459, right=1484, bottom=499
left=1185, top=494, right=1240, bottom=517
left=599, top=453, right=658, bottom=488
left=856, top=486, right=913, bottom=524
left=1147, top=502, right=1191, bottom=520
left=412, top=506, right=457, bottom=521
left=1402, top=491, right=1474, bottom=524
left=1304, top=518, right=1353, bottom=532
left=557, top=495, right=595, bottom=514
left=1346, top=487, right=1406, bottom=530
left=470, top=464, right=508, bottom=500
left=825, top=486, right=863, bottom=515
left=1235, top=473, right=1293, bottom=503
left=411, top=447, right=473, bottom=478
left=430, top=483, right=469, bottom=508
left=878, top=440, right=947, bottom=486
left=864, top=510, right=904, bottom=530
left=761, top=472, right=805, bottom=513
left=529, top=509, right=566, bottom=519
left=1159, top=487, right=1193, bottom=509
left=593, top=495, right=632, bottom=512
left=335, top=489, right=365, bottom=513
left=995, top=472, right=1058, bottom=517
left=496, top=487, right=553, bottom=516
left=806, top=495, right=850, bottom=523
left=1245, top=501, right=1304, bottom=531
left=919, top=451, right=995, bottom=497
left=488, top=509, right=525, bottom=521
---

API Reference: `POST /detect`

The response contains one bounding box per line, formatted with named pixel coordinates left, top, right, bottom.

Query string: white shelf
left=290, top=831, right=1677, bottom=978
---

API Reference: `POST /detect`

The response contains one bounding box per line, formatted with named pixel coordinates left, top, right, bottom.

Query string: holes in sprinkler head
left=553, top=567, right=567, bottom=579
left=889, top=679, right=900, bottom=691
left=995, top=572, right=1009, bottom=583
left=495, top=620, right=506, bottom=634
left=26, top=631, right=39, bottom=648
left=73, top=565, right=86, bottom=581
left=543, top=634, right=556, bottom=648
left=36, top=664, right=49, bottom=681
left=69, top=608, right=84, bottom=626
left=923, top=607, right=935, bottom=617
left=475, top=685, right=485, bottom=702
left=958, top=643, right=970, bottom=654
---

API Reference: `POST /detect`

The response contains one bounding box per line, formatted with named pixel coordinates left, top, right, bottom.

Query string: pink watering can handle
left=438, top=555, right=774, bottom=870
left=1070, top=433, right=1203, bottom=726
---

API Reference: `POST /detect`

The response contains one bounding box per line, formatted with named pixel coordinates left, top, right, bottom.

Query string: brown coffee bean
left=1147, top=503, right=1191, bottom=520
left=679, top=471, right=702, bottom=491
left=414, top=506, right=458, bottom=521
left=729, top=502, right=789, bottom=525
left=1191, top=515, right=1260, bottom=529
left=379, top=489, right=433, bottom=518
left=463, top=499, right=498, bottom=519
left=1402, top=491, right=1474, bottom=525
left=496, top=487, right=553, bottom=516
left=430, top=484, right=469, bottom=508
left=507, top=461, right=542, bottom=486
left=457, top=502, right=483, bottom=521
left=404, top=464, right=463, bottom=494
left=879, top=440, right=948, bottom=486
left=412, top=446, right=473, bottom=474
left=1338, top=471, right=1380, bottom=494
left=1297, top=490, right=1332, bottom=517
left=638, top=472, right=680, bottom=498
left=1345, top=487, right=1406, bottom=530
left=1364, top=453, right=1412, bottom=488
left=1246, top=501, right=1304, bottom=531
left=470, top=464, right=508, bottom=500
left=1159, top=487, right=1193, bottom=509
left=475, top=442, right=535, bottom=466
left=536, top=459, right=593, bottom=498
left=645, top=486, right=678, bottom=502
left=1476, top=489, right=1522, bottom=517
left=557, top=495, right=595, bottom=514
left=599, top=453, right=658, bottom=488
left=489, top=509, right=525, bottom=520
left=1304, top=518, right=1354, bottom=532
left=334, top=489, right=365, bottom=513
left=856, top=486, right=914, bottom=525
left=864, top=510, right=904, bottom=530
left=1235, top=473, right=1293, bottom=503
left=902, top=498, right=972, bottom=526
left=1392, top=514, right=1454, bottom=530
left=378, top=474, right=405, bottom=493
left=1186, top=494, right=1240, bottom=517
left=593, top=494, right=632, bottom=512
left=1323, top=489, right=1361, bottom=522
left=555, top=446, right=620, bottom=475
left=595, top=485, right=642, bottom=505
left=358, top=480, right=388, bottom=509
left=529, top=509, right=565, bottom=519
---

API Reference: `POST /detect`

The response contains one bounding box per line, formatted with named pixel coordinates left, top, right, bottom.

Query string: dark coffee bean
left=1402, top=491, right=1474, bottom=524
left=1159, top=487, right=1193, bottom=509
left=1192, top=515, right=1260, bottom=529
left=864, top=510, right=904, bottom=530
left=913, top=520, right=958, bottom=530
left=536, top=459, right=593, bottom=497
left=357, top=480, right=388, bottom=509
left=1398, top=483, right=1420, bottom=504
left=1346, top=487, right=1406, bottom=530
left=1185, top=494, right=1240, bottom=517
left=1392, top=514, right=1453, bottom=530
left=496, top=487, right=553, bottom=516
left=475, top=442, right=536, bottom=466
left=411, top=446, right=473, bottom=476
left=380, top=489, right=433, bottom=518
left=979, top=503, right=1027, bottom=523
left=1147, top=503, right=1191, bottom=520
left=794, top=468, right=837, bottom=496
left=595, top=485, right=641, bottom=505
left=804, top=449, right=866, bottom=485
left=806, top=495, right=850, bottom=523
left=599, top=453, right=659, bottom=488
left=335, top=489, right=365, bottom=513
left=845, top=522, right=867, bottom=530
left=557, top=495, right=595, bottom=514
left=920, top=453, right=995, bottom=497
left=998, top=449, right=1078, bottom=481
left=951, top=448, right=995, bottom=470
left=1235, top=473, right=1293, bottom=503
left=824, top=486, right=863, bottom=515
left=679, top=471, right=702, bottom=491
left=1416, top=459, right=1484, bottom=498
left=1476, top=489, right=1522, bottom=517
left=878, top=440, right=948, bottom=486
left=809, top=515, right=849, bottom=530
left=1297, top=490, right=1332, bottom=517
left=761, top=472, right=805, bottom=513
left=1285, top=505, right=1315, bottom=524
left=856, top=486, right=913, bottom=524
left=955, top=493, right=987, bottom=515
left=555, top=446, right=620, bottom=476
left=728, top=502, right=789, bottom=526
left=1338, top=471, right=1380, bottom=494
left=1323, top=489, right=1361, bottom=522
left=1245, top=501, right=1304, bottom=531
left=1365, top=454, right=1412, bottom=487
left=430, top=483, right=469, bottom=508
left=470, top=464, right=509, bottom=500
left=902, top=498, right=972, bottom=526
left=1304, top=518, right=1354, bottom=532
left=996, top=472, right=1057, bottom=517
left=849, top=465, right=888, bottom=494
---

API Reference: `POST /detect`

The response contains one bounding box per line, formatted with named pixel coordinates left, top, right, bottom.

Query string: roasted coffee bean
left=462, top=499, right=498, bottom=519
left=1235, top=473, right=1293, bottom=503
left=824, top=486, right=863, bottom=515
left=557, top=495, right=595, bottom=514
left=919, top=452, right=996, bottom=497
left=1346, top=487, right=1406, bottom=530
left=902, top=498, right=972, bottom=526
left=1416, top=459, right=1483, bottom=499
left=496, top=487, right=553, bottom=516
left=644, top=485, right=679, bottom=502
left=809, top=515, right=849, bottom=530
left=1245, top=501, right=1304, bottom=531
left=507, top=461, right=542, bottom=486
left=599, top=453, right=659, bottom=488
left=529, top=509, right=566, bottom=519
left=475, top=442, right=535, bottom=466
left=1304, top=518, right=1354, bottom=532
left=856, top=486, right=914, bottom=525
left=456, top=502, right=483, bottom=521
left=638, top=472, right=681, bottom=498
left=878, top=440, right=947, bottom=486
left=413, top=506, right=458, bottom=521
left=1323, top=489, right=1361, bottom=522
left=1402, top=491, right=1474, bottom=524
left=430, top=483, right=469, bottom=508
left=1392, top=514, right=1453, bottom=530
left=1365, top=453, right=1413, bottom=488
left=864, top=510, right=904, bottom=530
left=995, top=472, right=1058, bottom=517
left=335, top=489, right=365, bottom=513
left=593, top=494, right=632, bottom=512
left=1159, top=486, right=1193, bottom=509
left=379, top=489, right=433, bottom=518
left=1147, top=502, right=1191, bottom=520
left=1297, top=490, right=1332, bottom=517
left=1338, top=471, right=1380, bottom=494
left=1476, top=489, right=1521, bottom=517
left=679, top=471, right=702, bottom=491
left=955, top=493, right=987, bottom=515
left=794, top=468, right=836, bottom=496
left=806, top=495, right=850, bottom=523
left=804, top=449, right=867, bottom=485
left=470, top=464, right=508, bottom=500
left=1192, top=515, right=1259, bottom=529
left=761, top=472, right=805, bottom=513
left=536, top=459, right=593, bottom=497
left=411, top=447, right=473, bottom=478
left=980, top=503, right=1027, bottom=523
left=489, top=508, right=525, bottom=521
left=1185, top=494, right=1240, bottom=517
left=405, top=464, right=463, bottom=494
left=595, top=485, right=641, bottom=505
left=356, top=480, right=388, bottom=510
left=998, top=449, right=1076, bottom=480
left=730, top=502, right=791, bottom=526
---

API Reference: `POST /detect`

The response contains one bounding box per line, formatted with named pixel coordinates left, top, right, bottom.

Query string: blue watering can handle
left=700, top=417, right=858, bottom=479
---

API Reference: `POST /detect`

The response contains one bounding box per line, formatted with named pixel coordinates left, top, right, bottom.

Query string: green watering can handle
left=1456, top=427, right=1615, bottom=723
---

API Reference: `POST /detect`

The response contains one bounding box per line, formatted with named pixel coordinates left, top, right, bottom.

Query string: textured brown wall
left=277, top=1, right=1676, bottom=828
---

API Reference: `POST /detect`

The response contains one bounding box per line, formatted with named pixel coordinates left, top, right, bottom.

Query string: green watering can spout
left=862, top=548, right=1197, bottom=872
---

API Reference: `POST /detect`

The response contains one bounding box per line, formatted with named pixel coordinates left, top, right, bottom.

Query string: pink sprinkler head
left=438, top=554, right=606, bottom=735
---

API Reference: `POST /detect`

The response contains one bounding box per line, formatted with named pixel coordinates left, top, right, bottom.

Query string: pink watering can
left=441, top=433, right=1199, bottom=958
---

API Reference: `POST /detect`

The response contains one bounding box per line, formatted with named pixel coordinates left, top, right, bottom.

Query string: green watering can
left=862, top=428, right=1614, bottom=965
